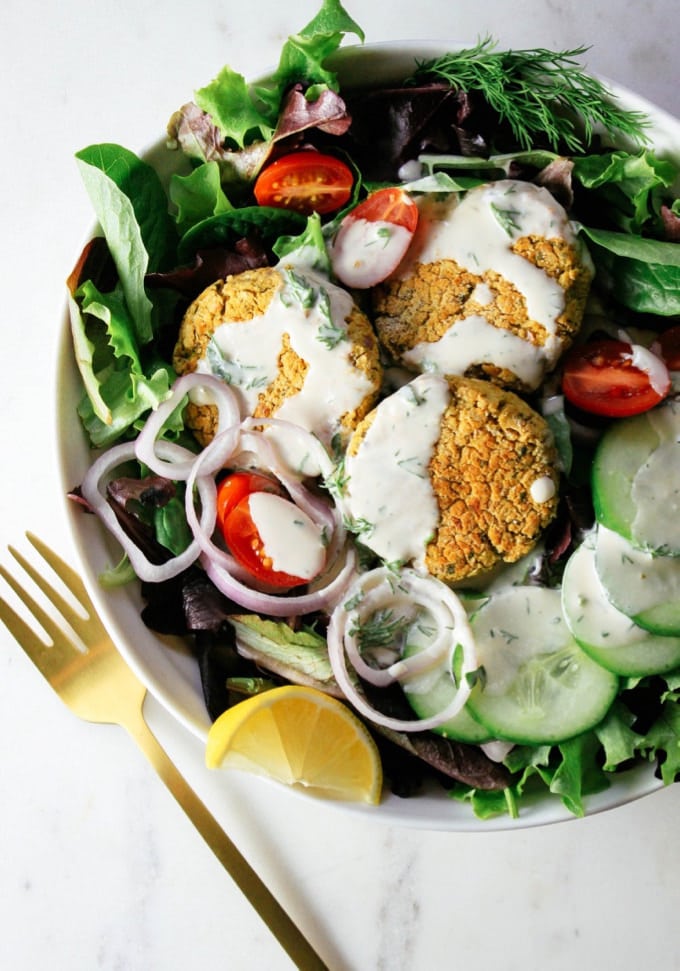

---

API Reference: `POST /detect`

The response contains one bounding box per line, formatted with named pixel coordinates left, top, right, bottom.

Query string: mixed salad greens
left=67, top=0, right=680, bottom=819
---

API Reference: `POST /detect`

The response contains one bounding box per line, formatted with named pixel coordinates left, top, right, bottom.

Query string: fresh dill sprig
left=410, top=37, right=650, bottom=153
left=351, top=609, right=413, bottom=651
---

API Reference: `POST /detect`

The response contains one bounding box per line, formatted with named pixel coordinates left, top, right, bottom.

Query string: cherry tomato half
left=216, top=471, right=314, bottom=588
left=330, top=188, right=419, bottom=289
left=216, top=471, right=283, bottom=534
left=222, top=495, right=309, bottom=589
left=348, top=187, right=419, bottom=232
left=561, top=339, right=670, bottom=418
left=253, top=151, right=354, bottom=216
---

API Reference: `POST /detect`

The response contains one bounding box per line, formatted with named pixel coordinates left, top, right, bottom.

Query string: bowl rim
left=56, top=38, right=679, bottom=831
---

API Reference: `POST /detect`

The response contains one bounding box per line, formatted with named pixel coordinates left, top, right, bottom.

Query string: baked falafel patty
left=372, top=179, right=594, bottom=392
left=173, top=265, right=382, bottom=448
left=344, top=372, right=559, bottom=584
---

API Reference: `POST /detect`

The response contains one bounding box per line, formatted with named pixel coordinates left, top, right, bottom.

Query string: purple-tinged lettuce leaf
left=145, top=239, right=270, bottom=300
left=168, top=0, right=361, bottom=186
left=168, top=84, right=351, bottom=189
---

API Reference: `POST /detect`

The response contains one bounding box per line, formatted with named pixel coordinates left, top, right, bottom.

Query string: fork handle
left=124, top=713, right=328, bottom=970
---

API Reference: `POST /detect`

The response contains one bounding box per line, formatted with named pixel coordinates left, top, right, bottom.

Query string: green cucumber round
left=592, top=403, right=680, bottom=555
left=562, top=535, right=680, bottom=675
left=401, top=644, right=491, bottom=743
left=594, top=524, right=680, bottom=635
left=465, top=586, right=618, bottom=745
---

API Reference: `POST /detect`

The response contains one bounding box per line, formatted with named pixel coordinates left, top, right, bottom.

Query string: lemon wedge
left=205, top=685, right=382, bottom=805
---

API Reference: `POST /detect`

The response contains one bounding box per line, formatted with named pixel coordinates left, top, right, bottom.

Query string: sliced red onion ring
left=84, top=394, right=352, bottom=610
left=236, top=428, right=341, bottom=547
left=182, top=425, right=253, bottom=583
left=240, top=414, right=338, bottom=481
left=327, top=567, right=478, bottom=732
left=79, top=440, right=211, bottom=582
left=203, top=544, right=358, bottom=617
left=135, top=373, right=241, bottom=480
left=178, top=419, right=352, bottom=612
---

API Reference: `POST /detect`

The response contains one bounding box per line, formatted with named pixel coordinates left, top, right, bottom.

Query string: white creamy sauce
left=473, top=586, right=571, bottom=696
left=404, top=314, right=553, bottom=388
left=344, top=373, right=450, bottom=566
left=247, top=491, right=326, bottom=580
left=595, top=523, right=680, bottom=615
left=397, top=159, right=425, bottom=181
left=627, top=342, right=670, bottom=395
left=530, top=475, right=557, bottom=504
left=563, top=537, right=643, bottom=649
left=470, top=282, right=494, bottom=306
left=396, top=180, right=584, bottom=387
left=632, top=406, right=680, bottom=550
left=195, top=266, right=374, bottom=447
left=330, top=217, right=413, bottom=289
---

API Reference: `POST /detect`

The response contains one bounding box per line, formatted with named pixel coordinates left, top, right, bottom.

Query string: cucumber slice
left=591, top=410, right=658, bottom=540
left=401, top=645, right=492, bottom=743
left=592, top=403, right=680, bottom=554
left=466, top=586, right=618, bottom=745
left=594, top=524, right=680, bottom=635
left=562, top=535, right=680, bottom=675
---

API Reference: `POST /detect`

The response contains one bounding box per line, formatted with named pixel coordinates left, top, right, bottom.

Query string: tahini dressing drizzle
left=397, top=180, right=587, bottom=388
left=193, top=266, right=374, bottom=449
left=344, top=372, right=450, bottom=566
left=246, top=491, right=327, bottom=579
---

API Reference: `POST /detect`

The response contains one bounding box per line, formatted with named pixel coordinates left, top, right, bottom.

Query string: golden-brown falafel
left=425, top=376, right=559, bottom=583
left=173, top=265, right=382, bottom=448
left=372, top=180, right=593, bottom=392
left=345, top=374, right=559, bottom=584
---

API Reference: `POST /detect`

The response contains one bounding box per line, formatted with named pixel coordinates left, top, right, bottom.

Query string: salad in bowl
left=62, top=0, right=680, bottom=826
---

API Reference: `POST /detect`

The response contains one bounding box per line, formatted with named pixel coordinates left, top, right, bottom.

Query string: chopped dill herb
left=206, top=339, right=269, bottom=389
left=343, top=515, right=375, bottom=537
left=324, top=458, right=349, bottom=498
left=490, top=202, right=522, bottom=236
left=409, top=38, right=649, bottom=153
left=351, top=608, right=413, bottom=651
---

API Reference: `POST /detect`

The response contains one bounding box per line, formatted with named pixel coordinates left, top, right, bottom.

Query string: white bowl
left=56, top=41, right=680, bottom=831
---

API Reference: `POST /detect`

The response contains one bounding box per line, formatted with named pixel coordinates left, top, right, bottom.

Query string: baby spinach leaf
left=177, top=206, right=305, bottom=263
left=580, top=225, right=680, bottom=315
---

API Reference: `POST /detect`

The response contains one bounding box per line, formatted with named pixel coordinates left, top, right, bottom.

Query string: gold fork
left=0, top=532, right=328, bottom=971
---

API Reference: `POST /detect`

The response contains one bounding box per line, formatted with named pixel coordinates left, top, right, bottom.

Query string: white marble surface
left=2, top=1, right=679, bottom=968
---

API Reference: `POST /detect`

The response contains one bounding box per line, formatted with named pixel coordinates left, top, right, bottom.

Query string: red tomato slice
left=562, top=339, right=670, bottom=418
left=347, top=187, right=418, bottom=232
left=656, top=326, right=680, bottom=370
left=330, top=188, right=419, bottom=289
left=253, top=151, right=353, bottom=215
left=216, top=471, right=282, bottom=534
left=222, top=495, right=308, bottom=589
